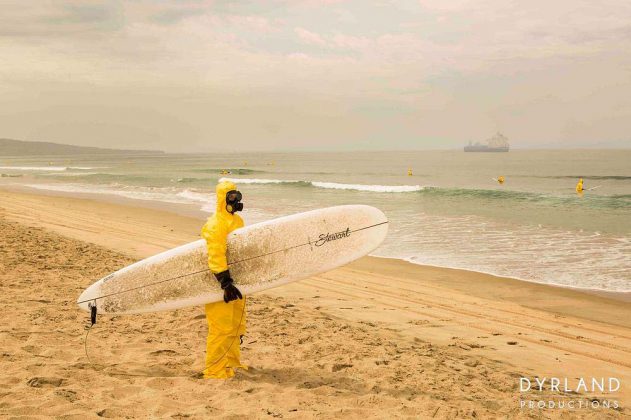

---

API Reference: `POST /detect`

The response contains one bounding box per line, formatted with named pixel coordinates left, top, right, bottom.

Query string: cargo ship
left=464, top=132, right=509, bottom=152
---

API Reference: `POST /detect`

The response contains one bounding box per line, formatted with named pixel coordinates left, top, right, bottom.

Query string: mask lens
left=226, top=190, right=242, bottom=203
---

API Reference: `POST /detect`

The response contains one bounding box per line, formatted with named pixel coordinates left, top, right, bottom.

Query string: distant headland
left=0, top=138, right=164, bottom=156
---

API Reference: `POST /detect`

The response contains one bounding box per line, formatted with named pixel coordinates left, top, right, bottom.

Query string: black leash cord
left=84, top=324, right=94, bottom=365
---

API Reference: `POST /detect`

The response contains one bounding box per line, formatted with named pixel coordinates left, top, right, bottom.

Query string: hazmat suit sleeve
left=201, top=219, right=230, bottom=274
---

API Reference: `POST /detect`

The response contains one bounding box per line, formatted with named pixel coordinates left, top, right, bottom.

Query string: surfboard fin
left=89, top=301, right=97, bottom=326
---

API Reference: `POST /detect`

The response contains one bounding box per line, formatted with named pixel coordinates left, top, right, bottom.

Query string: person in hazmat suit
left=200, top=180, right=247, bottom=379
left=576, top=178, right=584, bottom=194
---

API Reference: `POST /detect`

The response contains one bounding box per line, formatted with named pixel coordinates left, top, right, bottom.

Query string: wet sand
left=1, top=188, right=629, bottom=418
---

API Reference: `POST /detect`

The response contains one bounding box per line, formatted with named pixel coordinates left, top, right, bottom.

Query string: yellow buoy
left=407, top=168, right=413, bottom=176
left=497, top=176, right=505, bottom=185
left=576, top=178, right=584, bottom=193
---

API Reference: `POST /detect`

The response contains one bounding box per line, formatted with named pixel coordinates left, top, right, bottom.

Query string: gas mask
left=225, top=190, right=243, bottom=214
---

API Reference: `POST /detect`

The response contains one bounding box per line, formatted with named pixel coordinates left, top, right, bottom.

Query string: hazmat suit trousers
left=203, top=297, right=247, bottom=379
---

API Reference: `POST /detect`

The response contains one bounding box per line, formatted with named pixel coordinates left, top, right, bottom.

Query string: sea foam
left=310, top=182, right=424, bottom=193
left=219, top=177, right=299, bottom=184
left=221, top=177, right=423, bottom=192
left=0, top=166, right=104, bottom=171
left=0, top=166, right=69, bottom=172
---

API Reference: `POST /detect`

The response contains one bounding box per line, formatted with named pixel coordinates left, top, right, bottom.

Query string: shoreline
left=2, top=182, right=629, bottom=302
left=372, top=256, right=631, bottom=303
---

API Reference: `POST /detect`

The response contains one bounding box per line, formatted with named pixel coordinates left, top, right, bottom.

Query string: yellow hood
left=216, top=179, right=238, bottom=215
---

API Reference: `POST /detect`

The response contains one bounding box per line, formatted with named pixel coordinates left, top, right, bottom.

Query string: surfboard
left=77, top=205, right=388, bottom=315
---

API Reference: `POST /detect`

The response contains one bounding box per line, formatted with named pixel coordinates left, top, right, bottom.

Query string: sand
left=0, top=188, right=629, bottom=419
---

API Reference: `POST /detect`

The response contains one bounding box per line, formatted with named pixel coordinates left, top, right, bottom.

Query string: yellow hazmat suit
left=200, top=180, right=247, bottom=379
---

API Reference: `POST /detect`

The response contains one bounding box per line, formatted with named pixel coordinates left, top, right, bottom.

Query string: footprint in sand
left=149, top=349, right=178, bottom=356
left=27, top=377, right=64, bottom=388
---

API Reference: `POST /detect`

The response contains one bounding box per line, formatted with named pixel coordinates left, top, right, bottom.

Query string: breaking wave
left=310, top=182, right=424, bottom=192
left=0, top=166, right=104, bottom=172
left=220, top=177, right=301, bottom=185
left=221, top=177, right=424, bottom=192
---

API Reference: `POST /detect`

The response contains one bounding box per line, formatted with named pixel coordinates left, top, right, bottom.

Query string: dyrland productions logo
left=519, top=376, right=621, bottom=410
left=314, top=228, right=351, bottom=247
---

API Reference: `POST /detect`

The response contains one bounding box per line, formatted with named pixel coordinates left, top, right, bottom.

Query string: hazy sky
left=1, top=0, right=630, bottom=152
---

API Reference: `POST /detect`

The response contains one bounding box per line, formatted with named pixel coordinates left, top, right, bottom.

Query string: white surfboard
left=77, top=205, right=388, bottom=315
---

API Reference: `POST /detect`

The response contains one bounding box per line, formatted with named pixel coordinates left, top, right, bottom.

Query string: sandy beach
left=1, top=188, right=629, bottom=419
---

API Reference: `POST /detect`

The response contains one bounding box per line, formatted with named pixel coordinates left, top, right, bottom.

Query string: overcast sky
left=1, top=0, right=630, bottom=152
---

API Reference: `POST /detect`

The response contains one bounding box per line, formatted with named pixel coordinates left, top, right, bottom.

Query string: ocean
left=1, top=150, right=629, bottom=292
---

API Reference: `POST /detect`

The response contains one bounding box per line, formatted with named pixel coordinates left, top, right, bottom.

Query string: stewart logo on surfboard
left=315, top=227, right=351, bottom=247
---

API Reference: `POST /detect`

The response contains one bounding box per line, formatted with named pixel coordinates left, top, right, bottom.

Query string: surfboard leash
left=84, top=300, right=97, bottom=365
